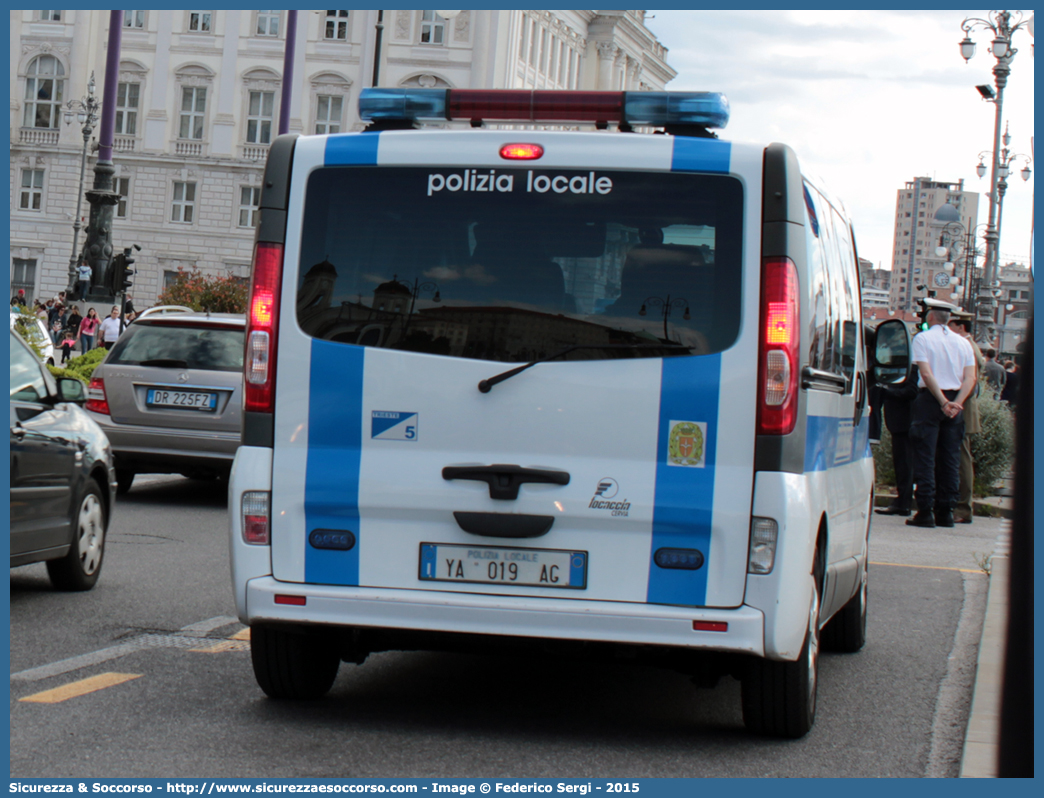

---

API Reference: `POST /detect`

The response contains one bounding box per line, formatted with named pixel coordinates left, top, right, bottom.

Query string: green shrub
left=156, top=267, right=247, bottom=313
left=47, top=365, right=88, bottom=384
left=971, top=389, right=1015, bottom=496
left=61, top=346, right=108, bottom=384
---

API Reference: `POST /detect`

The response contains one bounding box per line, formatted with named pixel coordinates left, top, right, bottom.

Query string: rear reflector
left=693, top=621, right=728, bottom=632
left=241, top=491, right=270, bottom=545
left=244, top=242, right=284, bottom=413
left=275, top=595, right=306, bottom=606
left=85, top=377, right=109, bottom=415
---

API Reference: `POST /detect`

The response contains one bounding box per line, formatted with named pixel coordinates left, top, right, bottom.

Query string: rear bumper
left=242, top=576, right=766, bottom=657
left=86, top=413, right=238, bottom=470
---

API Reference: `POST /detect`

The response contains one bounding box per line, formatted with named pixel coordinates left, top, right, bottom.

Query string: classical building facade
left=887, top=177, right=980, bottom=314
left=10, top=9, right=676, bottom=306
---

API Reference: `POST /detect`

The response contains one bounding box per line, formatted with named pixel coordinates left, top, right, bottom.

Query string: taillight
left=244, top=242, right=284, bottom=413
left=241, top=491, right=270, bottom=545
left=757, top=258, right=799, bottom=435
left=85, top=377, right=109, bottom=415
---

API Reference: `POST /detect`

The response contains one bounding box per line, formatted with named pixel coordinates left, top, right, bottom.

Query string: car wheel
left=250, top=624, right=340, bottom=700
left=115, top=468, right=135, bottom=495
left=46, top=481, right=106, bottom=591
left=741, top=558, right=821, bottom=738
left=47, top=356, right=55, bottom=366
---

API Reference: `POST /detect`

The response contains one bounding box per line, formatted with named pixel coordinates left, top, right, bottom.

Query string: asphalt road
left=9, top=476, right=1005, bottom=778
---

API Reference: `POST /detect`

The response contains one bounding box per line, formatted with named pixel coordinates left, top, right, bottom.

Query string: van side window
left=804, top=188, right=833, bottom=374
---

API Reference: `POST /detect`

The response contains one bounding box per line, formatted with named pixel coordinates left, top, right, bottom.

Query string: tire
left=47, top=481, right=106, bottom=591
left=742, top=575, right=821, bottom=738
left=250, top=624, right=340, bottom=700
left=115, top=468, right=135, bottom=495
left=822, top=554, right=867, bottom=652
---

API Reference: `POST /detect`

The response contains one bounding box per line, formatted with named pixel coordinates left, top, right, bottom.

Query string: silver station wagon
left=84, top=309, right=245, bottom=494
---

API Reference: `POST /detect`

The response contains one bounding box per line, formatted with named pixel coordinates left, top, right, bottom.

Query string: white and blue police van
left=229, top=88, right=910, bottom=738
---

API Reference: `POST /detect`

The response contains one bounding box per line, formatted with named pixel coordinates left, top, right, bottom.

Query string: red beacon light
left=358, top=89, right=730, bottom=130
left=499, top=143, right=544, bottom=160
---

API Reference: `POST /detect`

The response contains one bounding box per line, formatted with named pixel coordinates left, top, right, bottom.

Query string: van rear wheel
left=250, top=624, right=340, bottom=699
left=741, top=580, right=820, bottom=738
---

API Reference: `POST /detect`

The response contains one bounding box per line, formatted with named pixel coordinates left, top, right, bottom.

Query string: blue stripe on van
left=670, top=138, right=731, bottom=174
left=304, top=340, right=365, bottom=585
left=325, top=133, right=381, bottom=166
left=647, top=354, right=721, bottom=607
left=804, top=414, right=872, bottom=472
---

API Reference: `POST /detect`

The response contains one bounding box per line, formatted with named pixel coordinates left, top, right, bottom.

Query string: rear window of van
left=296, top=166, right=743, bottom=362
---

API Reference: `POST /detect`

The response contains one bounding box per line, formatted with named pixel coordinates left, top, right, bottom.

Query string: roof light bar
left=359, top=89, right=730, bottom=129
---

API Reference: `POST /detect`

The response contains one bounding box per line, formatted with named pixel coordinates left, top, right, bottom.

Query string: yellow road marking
left=230, top=627, right=250, bottom=641
left=19, top=672, right=141, bottom=704
left=870, top=561, right=981, bottom=574
left=190, top=626, right=250, bottom=653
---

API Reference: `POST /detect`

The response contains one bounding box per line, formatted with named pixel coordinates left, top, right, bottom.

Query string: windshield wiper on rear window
left=477, top=343, right=692, bottom=393
left=139, top=358, right=189, bottom=368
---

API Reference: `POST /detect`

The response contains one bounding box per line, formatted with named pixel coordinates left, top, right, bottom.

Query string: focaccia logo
left=426, top=170, right=613, bottom=196
left=588, top=477, right=629, bottom=516
left=667, top=420, right=706, bottom=467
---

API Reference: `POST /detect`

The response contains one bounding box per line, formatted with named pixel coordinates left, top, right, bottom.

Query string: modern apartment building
left=10, top=9, right=676, bottom=306
left=888, top=177, right=980, bottom=314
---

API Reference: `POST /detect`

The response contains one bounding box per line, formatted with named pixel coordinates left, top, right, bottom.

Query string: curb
left=959, top=529, right=1010, bottom=778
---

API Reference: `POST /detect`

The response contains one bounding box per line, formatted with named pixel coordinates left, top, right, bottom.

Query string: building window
left=188, top=11, right=212, bottom=32
left=315, top=94, right=343, bottom=135
left=38, top=11, right=61, bottom=21
left=171, top=181, right=196, bottom=223
left=115, top=177, right=130, bottom=219
left=19, top=169, right=45, bottom=211
left=23, top=55, right=65, bottom=129
left=246, top=91, right=274, bottom=144
left=324, top=10, right=348, bottom=40
left=115, top=82, right=140, bottom=135
left=11, top=259, right=37, bottom=301
left=179, top=86, right=206, bottom=139
left=239, top=186, right=261, bottom=228
left=123, top=10, right=145, bottom=28
left=420, top=11, right=446, bottom=45
left=256, top=10, right=280, bottom=37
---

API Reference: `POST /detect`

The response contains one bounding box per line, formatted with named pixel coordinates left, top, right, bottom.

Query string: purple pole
left=279, top=11, right=297, bottom=135
left=97, top=11, right=122, bottom=163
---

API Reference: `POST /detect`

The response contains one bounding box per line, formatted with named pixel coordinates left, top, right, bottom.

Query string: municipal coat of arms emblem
left=668, top=420, right=706, bottom=467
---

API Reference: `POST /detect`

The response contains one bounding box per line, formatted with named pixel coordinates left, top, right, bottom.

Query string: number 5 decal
left=405, top=425, right=416, bottom=439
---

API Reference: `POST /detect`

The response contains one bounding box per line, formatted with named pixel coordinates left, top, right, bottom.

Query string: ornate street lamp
left=63, top=71, right=101, bottom=299
left=958, top=10, right=1032, bottom=343
left=976, top=124, right=1032, bottom=282
left=639, top=294, right=690, bottom=341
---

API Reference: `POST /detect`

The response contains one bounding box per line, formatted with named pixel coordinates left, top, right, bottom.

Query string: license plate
left=146, top=388, right=217, bottom=411
left=419, top=543, right=587, bottom=589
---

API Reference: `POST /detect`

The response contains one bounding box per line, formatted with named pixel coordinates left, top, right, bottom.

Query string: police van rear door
left=267, top=128, right=764, bottom=610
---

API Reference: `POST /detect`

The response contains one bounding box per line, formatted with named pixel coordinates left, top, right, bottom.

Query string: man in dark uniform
left=875, top=360, right=919, bottom=516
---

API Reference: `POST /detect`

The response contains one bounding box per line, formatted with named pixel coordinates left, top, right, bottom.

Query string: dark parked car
left=10, top=329, right=116, bottom=590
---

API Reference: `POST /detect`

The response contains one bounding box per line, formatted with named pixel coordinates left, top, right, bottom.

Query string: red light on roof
left=499, top=143, right=544, bottom=160
left=693, top=621, right=728, bottom=632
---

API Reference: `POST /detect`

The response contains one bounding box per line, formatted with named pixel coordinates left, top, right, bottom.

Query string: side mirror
left=57, top=377, right=87, bottom=405
left=869, top=319, right=911, bottom=385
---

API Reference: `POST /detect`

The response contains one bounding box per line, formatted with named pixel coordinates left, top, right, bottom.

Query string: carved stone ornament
left=395, top=10, right=410, bottom=40
left=452, top=10, right=470, bottom=40
left=401, top=73, right=450, bottom=89
left=596, top=42, right=617, bottom=61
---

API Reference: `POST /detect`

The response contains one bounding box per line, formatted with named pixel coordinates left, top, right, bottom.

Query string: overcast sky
left=645, top=9, right=1035, bottom=272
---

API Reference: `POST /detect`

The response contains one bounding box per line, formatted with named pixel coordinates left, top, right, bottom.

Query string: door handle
left=442, top=464, right=570, bottom=500
left=11, top=425, right=25, bottom=440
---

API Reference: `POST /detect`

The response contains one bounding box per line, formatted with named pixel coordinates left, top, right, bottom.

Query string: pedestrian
left=97, top=305, right=124, bottom=349
left=906, top=306, right=976, bottom=528
left=124, top=294, right=135, bottom=315
left=49, top=316, right=63, bottom=344
left=982, top=348, right=1005, bottom=397
left=941, top=312, right=983, bottom=524
left=874, top=363, right=919, bottom=517
left=58, top=328, right=78, bottom=364
left=1000, top=361, right=1019, bottom=408
left=78, top=307, right=99, bottom=352
left=33, top=300, right=47, bottom=320
left=47, top=300, right=63, bottom=331
left=65, top=304, right=83, bottom=339
left=10, top=288, right=27, bottom=307
left=76, top=260, right=92, bottom=301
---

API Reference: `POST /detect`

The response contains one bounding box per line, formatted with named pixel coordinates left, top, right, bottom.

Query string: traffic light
left=108, top=245, right=139, bottom=294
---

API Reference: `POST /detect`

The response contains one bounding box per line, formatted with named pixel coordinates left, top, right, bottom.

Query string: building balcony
left=113, top=136, right=137, bottom=153
left=18, top=128, right=60, bottom=147
left=239, top=143, right=270, bottom=162
left=174, top=140, right=207, bottom=158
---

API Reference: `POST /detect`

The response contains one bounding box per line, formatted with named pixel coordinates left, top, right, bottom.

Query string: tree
left=156, top=268, right=248, bottom=313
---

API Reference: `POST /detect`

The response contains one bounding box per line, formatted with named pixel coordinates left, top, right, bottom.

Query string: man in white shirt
left=907, top=306, right=976, bottom=528
left=98, top=306, right=124, bottom=349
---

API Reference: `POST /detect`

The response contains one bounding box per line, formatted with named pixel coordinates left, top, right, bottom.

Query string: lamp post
left=975, top=125, right=1032, bottom=275
left=639, top=294, right=690, bottom=341
left=63, top=71, right=101, bottom=298
left=958, top=10, right=1033, bottom=344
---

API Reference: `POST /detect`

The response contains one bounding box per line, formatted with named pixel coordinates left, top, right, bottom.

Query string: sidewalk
left=959, top=525, right=1010, bottom=778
